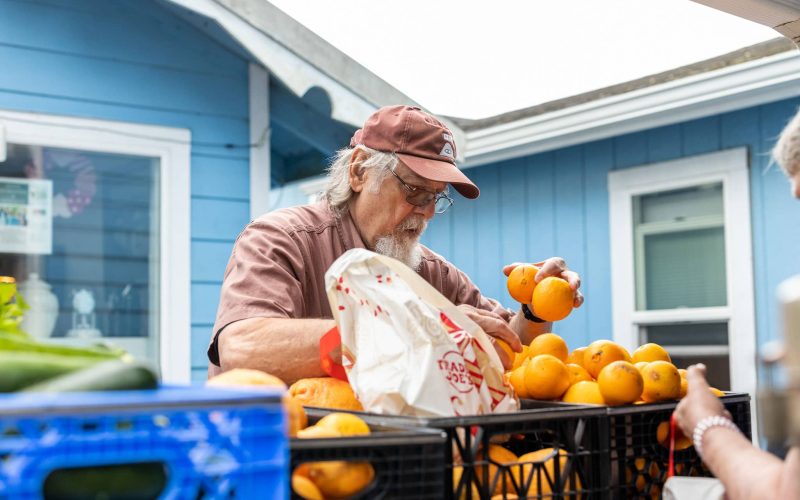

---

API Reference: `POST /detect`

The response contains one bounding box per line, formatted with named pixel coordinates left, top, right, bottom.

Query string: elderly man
left=208, top=105, right=583, bottom=384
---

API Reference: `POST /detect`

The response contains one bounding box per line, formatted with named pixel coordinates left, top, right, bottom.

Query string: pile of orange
left=505, top=336, right=725, bottom=407
left=456, top=444, right=580, bottom=498
left=507, top=265, right=575, bottom=322
left=292, top=413, right=375, bottom=499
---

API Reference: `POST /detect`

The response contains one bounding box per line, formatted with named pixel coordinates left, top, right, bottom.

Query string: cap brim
left=396, top=153, right=480, bottom=199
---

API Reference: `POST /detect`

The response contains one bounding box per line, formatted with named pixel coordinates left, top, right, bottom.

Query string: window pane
left=642, top=322, right=730, bottom=390
left=643, top=227, right=727, bottom=309
left=634, top=183, right=727, bottom=310
left=0, top=143, right=160, bottom=368
left=637, top=183, right=723, bottom=224
left=671, top=354, right=730, bottom=391
left=644, top=323, right=728, bottom=346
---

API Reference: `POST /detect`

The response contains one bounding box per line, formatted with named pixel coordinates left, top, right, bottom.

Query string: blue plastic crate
left=0, top=385, right=288, bottom=499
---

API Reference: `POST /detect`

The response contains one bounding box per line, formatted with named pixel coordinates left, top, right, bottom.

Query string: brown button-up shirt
left=208, top=201, right=511, bottom=367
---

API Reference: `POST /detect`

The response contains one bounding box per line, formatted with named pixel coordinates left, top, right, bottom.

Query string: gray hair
left=323, top=145, right=399, bottom=214
left=773, top=108, right=800, bottom=175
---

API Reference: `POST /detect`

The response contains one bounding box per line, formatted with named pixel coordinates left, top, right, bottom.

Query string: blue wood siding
left=424, top=97, right=800, bottom=353
left=0, top=0, right=251, bottom=381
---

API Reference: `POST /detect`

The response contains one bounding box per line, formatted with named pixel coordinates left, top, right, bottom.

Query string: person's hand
left=457, top=304, right=522, bottom=370
left=503, top=257, right=584, bottom=308
left=674, top=364, right=730, bottom=438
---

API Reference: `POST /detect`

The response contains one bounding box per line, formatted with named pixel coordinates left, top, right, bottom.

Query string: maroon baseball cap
left=349, top=105, right=479, bottom=199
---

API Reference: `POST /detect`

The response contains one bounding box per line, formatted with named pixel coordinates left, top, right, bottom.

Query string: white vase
left=18, top=273, right=60, bottom=339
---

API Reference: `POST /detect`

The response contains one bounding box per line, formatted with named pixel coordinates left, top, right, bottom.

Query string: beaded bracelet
left=692, top=415, right=741, bottom=458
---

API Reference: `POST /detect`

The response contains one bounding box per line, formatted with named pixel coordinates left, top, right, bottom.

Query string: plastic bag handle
left=667, top=413, right=677, bottom=478
left=319, top=326, right=348, bottom=381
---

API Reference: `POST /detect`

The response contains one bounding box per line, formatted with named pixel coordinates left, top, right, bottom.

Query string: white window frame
left=608, top=147, right=756, bottom=399
left=0, top=109, right=191, bottom=383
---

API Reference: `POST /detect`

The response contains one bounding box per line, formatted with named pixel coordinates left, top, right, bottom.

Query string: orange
left=597, top=361, right=643, bottom=406
left=475, top=445, right=519, bottom=495
left=289, top=377, right=363, bottom=411
left=496, top=339, right=516, bottom=368
left=524, top=354, right=570, bottom=400
left=453, top=466, right=480, bottom=500
left=306, top=460, right=375, bottom=498
left=517, top=448, right=581, bottom=497
left=640, top=361, right=681, bottom=402
left=562, top=380, right=605, bottom=405
left=292, top=473, right=323, bottom=500
left=206, top=368, right=287, bottom=388
left=566, top=363, right=593, bottom=386
left=528, top=333, right=569, bottom=362
left=509, top=358, right=531, bottom=399
left=679, top=377, right=688, bottom=398
left=709, top=387, right=724, bottom=397
left=566, top=347, right=588, bottom=368
left=622, top=346, right=633, bottom=363
left=656, top=421, right=693, bottom=450
left=314, top=413, right=370, bottom=436
left=634, top=361, right=649, bottom=373
left=632, top=343, right=671, bottom=364
left=512, top=345, right=531, bottom=370
left=506, top=264, right=539, bottom=303
left=284, top=395, right=308, bottom=437
left=678, top=368, right=688, bottom=379
left=531, top=277, right=574, bottom=322
left=296, top=426, right=342, bottom=439
left=583, top=340, right=630, bottom=379
left=628, top=457, right=661, bottom=498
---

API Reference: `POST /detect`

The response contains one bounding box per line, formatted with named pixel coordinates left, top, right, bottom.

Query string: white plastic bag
left=325, top=248, right=518, bottom=417
left=663, top=477, right=725, bottom=500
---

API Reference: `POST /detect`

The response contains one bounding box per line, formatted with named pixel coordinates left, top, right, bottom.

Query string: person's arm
left=508, top=308, right=552, bottom=345
left=218, top=317, right=336, bottom=386
left=674, top=364, right=800, bottom=499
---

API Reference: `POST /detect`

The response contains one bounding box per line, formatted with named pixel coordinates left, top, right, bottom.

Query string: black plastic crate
left=290, top=409, right=448, bottom=499
left=607, top=393, right=751, bottom=499
left=321, top=401, right=611, bottom=499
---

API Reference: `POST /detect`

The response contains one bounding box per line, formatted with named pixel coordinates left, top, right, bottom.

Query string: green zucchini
left=0, top=332, right=126, bottom=359
left=21, top=359, right=158, bottom=393
left=0, top=351, right=107, bottom=392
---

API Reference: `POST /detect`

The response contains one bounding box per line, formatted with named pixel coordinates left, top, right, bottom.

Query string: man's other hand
left=456, top=304, right=522, bottom=370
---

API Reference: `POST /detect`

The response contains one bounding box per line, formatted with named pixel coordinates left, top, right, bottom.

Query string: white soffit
left=463, top=49, right=800, bottom=168
left=165, top=0, right=376, bottom=128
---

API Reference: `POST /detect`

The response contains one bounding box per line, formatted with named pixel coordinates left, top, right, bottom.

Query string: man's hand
left=457, top=304, right=522, bottom=370
left=674, top=364, right=729, bottom=438
left=503, top=257, right=584, bottom=307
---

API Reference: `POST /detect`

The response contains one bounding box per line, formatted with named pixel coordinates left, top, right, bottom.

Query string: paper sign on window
left=0, top=177, right=52, bottom=255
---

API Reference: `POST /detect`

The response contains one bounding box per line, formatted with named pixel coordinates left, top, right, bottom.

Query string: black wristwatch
left=521, top=304, right=546, bottom=323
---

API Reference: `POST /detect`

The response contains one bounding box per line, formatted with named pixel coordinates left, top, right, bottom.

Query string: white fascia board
left=166, top=0, right=377, bottom=128
left=463, top=50, right=800, bottom=168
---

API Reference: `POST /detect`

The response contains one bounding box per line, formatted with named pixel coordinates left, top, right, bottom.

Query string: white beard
left=373, top=216, right=426, bottom=270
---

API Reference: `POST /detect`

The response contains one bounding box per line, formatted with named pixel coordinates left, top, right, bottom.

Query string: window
left=609, top=148, right=756, bottom=395
left=0, top=110, right=190, bottom=382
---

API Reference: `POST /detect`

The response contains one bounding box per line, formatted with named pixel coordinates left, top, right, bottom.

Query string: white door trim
left=608, top=147, right=757, bottom=400
left=0, top=109, right=191, bottom=383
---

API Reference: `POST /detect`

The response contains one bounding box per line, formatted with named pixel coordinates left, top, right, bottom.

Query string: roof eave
left=462, top=42, right=800, bottom=169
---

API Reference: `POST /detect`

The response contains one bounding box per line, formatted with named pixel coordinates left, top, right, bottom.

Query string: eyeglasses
left=390, top=169, right=454, bottom=214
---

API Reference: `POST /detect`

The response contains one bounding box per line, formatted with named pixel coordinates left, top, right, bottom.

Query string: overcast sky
left=268, top=0, right=778, bottom=119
